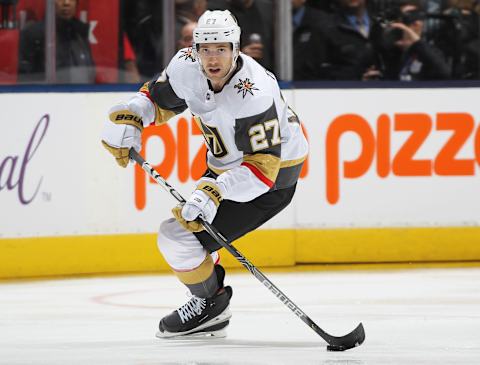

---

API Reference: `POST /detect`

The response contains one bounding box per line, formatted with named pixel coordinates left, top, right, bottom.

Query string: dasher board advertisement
left=1, top=88, right=479, bottom=239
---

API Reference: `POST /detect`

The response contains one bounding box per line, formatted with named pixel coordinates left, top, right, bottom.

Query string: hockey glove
left=173, top=178, right=223, bottom=232
left=171, top=204, right=204, bottom=232
left=101, top=95, right=155, bottom=168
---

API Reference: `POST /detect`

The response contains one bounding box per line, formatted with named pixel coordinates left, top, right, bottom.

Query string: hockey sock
left=174, top=254, right=219, bottom=298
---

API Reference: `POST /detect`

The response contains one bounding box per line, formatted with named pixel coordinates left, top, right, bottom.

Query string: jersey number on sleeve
left=248, top=119, right=281, bottom=152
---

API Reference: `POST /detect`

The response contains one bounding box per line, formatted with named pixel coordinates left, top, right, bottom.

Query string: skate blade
left=155, top=308, right=231, bottom=339
left=163, top=328, right=227, bottom=339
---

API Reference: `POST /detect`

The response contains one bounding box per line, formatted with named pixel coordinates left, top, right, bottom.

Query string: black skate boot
left=156, top=265, right=233, bottom=338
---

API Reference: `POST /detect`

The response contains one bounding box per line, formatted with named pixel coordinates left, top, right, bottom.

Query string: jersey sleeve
left=138, top=71, right=188, bottom=126
left=137, top=49, right=197, bottom=125
left=216, top=100, right=282, bottom=202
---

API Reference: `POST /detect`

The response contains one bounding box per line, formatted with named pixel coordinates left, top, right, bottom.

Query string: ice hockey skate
left=156, top=286, right=232, bottom=339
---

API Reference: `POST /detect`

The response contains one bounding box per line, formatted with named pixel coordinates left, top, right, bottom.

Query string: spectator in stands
left=121, top=35, right=141, bottom=83
left=292, top=0, right=331, bottom=79
left=18, top=0, right=95, bottom=83
left=438, top=0, right=479, bottom=79
left=306, top=0, right=336, bottom=12
left=379, top=0, right=451, bottom=80
left=177, top=21, right=197, bottom=50
left=124, top=0, right=164, bottom=81
left=208, top=0, right=274, bottom=70
left=421, top=0, right=444, bottom=41
left=314, top=0, right=385, bottom=80
left=176, top=0, right=207, bottom=42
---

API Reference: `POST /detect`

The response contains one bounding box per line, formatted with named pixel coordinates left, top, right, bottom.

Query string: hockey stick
left=129, top=148, right=365, bottom=351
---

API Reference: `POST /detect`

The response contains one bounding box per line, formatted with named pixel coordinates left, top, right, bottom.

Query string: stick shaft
left=129, top=149, right=363, bottom=347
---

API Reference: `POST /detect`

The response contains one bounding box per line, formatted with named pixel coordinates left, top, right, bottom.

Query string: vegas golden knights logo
left=195, top=117, right=228, bottom=158
left=178, top=48, right=196, bottom=62
left=234, top=77, right=259, bottom=98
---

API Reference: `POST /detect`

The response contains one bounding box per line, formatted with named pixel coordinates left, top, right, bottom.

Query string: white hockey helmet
left=193, top=10, right=241, bottom=76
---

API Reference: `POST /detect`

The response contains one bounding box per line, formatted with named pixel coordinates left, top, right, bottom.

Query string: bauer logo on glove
left=114, top=113, right=143, bottom=123
left=109, top=110, right=144, bottom=130
left=200, top=184, right=222, bottom=203
left=101, top=102, right=144, bottom=168
left=172, top=179, right=224, bottom=232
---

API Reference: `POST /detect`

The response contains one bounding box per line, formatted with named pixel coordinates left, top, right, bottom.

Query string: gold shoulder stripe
left=138, top=82, right=177, bottom=126
left=154, top=106, right=177, bottom=126
left=280, top=155, right=307, bottom=168
left=243, top=153, right=281, bottom=182
left=207, top=156, right=305, bottom=178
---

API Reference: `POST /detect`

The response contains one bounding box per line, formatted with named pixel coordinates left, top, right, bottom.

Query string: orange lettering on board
left=476, top=122, right=480, bottom=166
left=326, top=114, right=374, bottom=204
left=376, top=114, right=391, bottom=178
left=177, top=117, right=189, bottom=182
left=392, top=113, right=432, bottom=176
left=434, top=113, right=475, bottom=176
left=135, top=124, right=176, bottom=210
left=190, top=117, right=208, bottom=180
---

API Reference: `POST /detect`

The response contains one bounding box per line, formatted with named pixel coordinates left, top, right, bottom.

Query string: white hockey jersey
left=139, top=48, right=308, bottom=202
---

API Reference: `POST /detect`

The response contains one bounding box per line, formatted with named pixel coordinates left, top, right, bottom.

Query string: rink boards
left=1, top=87, right=480, bottom=278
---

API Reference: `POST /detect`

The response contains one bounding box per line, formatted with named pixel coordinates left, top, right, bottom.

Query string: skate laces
left=177, top=295, right=207, bottom=324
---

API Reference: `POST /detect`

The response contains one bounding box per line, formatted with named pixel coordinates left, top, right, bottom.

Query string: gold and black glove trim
left=172, top=204, right=205, bottom=233
left=197, top=181, right=222, bottom=207
left=101, top=141, right=130, bottom=168
left=109, top=109, right=144, bottom=131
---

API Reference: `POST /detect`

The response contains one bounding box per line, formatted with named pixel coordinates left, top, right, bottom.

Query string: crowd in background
left=124, top=0, right=480, bottom=82
left=293, top=0, right=480, bottom=80
left=3, top=0, right=480, bottom=83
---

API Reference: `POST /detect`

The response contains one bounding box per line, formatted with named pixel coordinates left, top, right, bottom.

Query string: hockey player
left=101, top=10, right=308, bottom=338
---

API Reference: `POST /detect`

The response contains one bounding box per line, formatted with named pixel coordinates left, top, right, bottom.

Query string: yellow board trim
left=1, top=227, right=480, bottom=279
left=0, top=230, right=295, bottom=279
left=296, top=227, right=480, bottom=263
left=0, top=234, right=164, bottom=279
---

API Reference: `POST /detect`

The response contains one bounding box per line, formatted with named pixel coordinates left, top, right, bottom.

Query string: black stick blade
left=325, top=323, right=365, bottom=351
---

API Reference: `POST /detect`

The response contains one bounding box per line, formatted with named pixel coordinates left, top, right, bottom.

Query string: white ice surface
left=1, top=267, right=480, bottom=365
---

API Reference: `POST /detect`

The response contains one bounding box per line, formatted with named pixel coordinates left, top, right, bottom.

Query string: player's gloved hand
left=101, top=100, right=146, bottom=168
left=171, top=204, right=204, bottom=232
left=172, top=178, right=223, bottom=232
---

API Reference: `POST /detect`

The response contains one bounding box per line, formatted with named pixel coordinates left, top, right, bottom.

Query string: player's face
left=197, top=43, right=233, bottom=81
